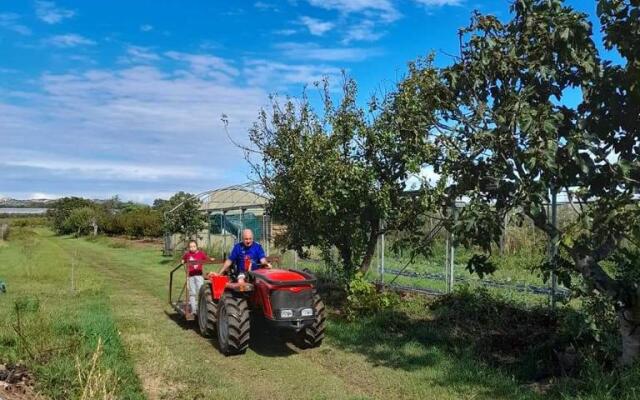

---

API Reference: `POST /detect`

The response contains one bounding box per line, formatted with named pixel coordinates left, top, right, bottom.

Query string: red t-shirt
left=182, top=250, right=208, bottom=276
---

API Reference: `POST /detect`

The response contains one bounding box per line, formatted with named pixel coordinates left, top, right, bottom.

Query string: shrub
left=346, top=273, right=397, bottom=319
left=120, top=208, right=162, bottom=238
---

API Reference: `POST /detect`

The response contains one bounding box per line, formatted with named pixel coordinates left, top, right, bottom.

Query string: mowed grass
left=0, top=227, right=545, bottom=399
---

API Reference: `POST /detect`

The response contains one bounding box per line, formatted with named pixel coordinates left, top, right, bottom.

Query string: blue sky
left=0, top=0, right=609, bottom=203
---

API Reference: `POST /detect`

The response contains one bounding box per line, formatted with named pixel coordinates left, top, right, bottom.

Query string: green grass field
left=0, top=227, right=635, bottom=399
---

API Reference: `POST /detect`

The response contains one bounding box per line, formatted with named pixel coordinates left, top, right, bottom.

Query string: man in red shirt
left=181, top=240, right=214, bottom=316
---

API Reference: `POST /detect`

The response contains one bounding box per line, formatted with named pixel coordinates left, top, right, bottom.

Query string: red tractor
left=169, top=258, right=326, bottom=355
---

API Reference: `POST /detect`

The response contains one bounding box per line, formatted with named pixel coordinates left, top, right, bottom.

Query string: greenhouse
left=164, top=183, right=273, bottom=256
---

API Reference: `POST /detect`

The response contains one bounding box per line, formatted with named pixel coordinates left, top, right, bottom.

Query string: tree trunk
left=92, top=219, right=98, bottom=236
left=619, top=289, right=640, bottom=366
left=359, top=225, right=380, bottom=274
left=338, top=245, right=354, bottom=275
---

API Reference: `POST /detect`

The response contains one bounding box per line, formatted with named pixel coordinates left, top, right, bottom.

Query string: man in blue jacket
left=216, top=229, right=271, bottom=281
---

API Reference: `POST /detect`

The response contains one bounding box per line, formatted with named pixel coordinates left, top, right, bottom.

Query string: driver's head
left=242, top=229, right=254, bottom=247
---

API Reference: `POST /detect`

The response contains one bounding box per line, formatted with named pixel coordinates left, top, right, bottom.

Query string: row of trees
left=250, top=0, right=640, bottom=363
left=48, top=192, right=206, bottom=239
left=49, top=197, right=163, bottom=238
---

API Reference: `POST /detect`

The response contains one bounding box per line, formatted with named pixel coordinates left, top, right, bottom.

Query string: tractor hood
left=250, top=268, right=316, bottom=287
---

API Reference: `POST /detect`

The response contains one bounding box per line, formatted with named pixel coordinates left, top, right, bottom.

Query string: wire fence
left=274, top=197, right=580, bottom=308
left=185, top=185, right=636, bottom=309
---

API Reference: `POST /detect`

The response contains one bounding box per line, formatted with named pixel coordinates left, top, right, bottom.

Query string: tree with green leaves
left=160, top=192, right=206, bottom=239
left=403, top=0, right=640, bottom=364
left=248, top=73, right=444, bottom=278
left=65, top=206, right=103, bottom=237
left=48, top=197, right=97, bottom=235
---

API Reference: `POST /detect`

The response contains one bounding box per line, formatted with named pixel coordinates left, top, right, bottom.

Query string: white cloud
left=298, top=16, right=334, bottom=36
left=165, top=51, right=239, bottom=81
left=0, top=44, right=351, bottom=200
left=303, top=0, right=399, bottom=43
left=0, top=62, right=269, bottom=200
left=30, top=192, right=60, bottom=200
left=342, top=19, right=385, bottom=43
left=406, top=166, right=440, bottom=189
left=0, top=13, right=31, bottom=35
left=35, top=1, right=76, bottom=24
left=276, top=42, right=382, bottom=62
left=306, top=0, right=400, bottom=22
left=274, top=28, right=297, bottom=36
left=243, top=60, right=342, bottom=87
left=46, top=34, right=96, bottom=48
left=3, top=159, right=207, bottom=181
left=254, top=2, right=279, bottom=11
left=140, top=24, right=153, bottom=32
left=414, top=0, right=462, bottom=6
left=121, top=45, right=160, bottom=63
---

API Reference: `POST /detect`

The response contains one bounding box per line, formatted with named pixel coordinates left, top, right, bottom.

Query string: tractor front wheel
left=197, top=284, right=217, bottom=337
left=217, top=293, right=250, bottom=355
left=295, top=293, right=325, bottom=349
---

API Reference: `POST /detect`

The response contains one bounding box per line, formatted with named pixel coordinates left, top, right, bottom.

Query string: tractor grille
left=271, top=289, right=313, bottom=311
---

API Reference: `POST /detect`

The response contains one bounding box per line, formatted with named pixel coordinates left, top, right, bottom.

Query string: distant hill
left=0, top=198, right=56, bottom=208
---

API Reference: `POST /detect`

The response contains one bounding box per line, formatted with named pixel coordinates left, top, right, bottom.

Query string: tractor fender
left=209, top=275, right=229, bottom=300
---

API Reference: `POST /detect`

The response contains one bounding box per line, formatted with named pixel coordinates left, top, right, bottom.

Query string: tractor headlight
left=301, top=308, right=313, bottom=317
left=280, top=309, right=293, bottom=318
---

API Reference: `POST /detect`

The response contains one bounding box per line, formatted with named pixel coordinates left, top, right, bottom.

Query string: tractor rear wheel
left=217, top=293, right=250, bottom=355
left=295, top=293, right=325, bottom=348
left=197, top=284, right=217, bottom=337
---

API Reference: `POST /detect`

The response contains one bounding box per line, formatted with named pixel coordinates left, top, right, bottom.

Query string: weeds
left=75, top=338, right=118, bottom=400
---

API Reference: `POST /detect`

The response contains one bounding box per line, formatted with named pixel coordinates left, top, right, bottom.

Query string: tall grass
left=0, top=227, right=145, bottom=399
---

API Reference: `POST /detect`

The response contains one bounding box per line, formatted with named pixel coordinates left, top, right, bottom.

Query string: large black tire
left=197, top=284, right=217, bottom=337
left=295, top=293, right=325, bottom=349
left=217, top=293, right=250, bottom=355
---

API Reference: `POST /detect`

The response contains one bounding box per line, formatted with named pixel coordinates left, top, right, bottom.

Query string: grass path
left=2, top=229, right=540, bottom=400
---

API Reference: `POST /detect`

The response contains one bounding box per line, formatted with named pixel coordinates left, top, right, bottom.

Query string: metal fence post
left=222, top=211, right=227, bottom=259
left=376, top=234, right=381, bottom=282
left=445, top=205, right=457, bottom=294
left=549, top=189, right=558, bottom=310
left=380, top=219, right=385, bottom=284
left=207, top=211, right=212, bottom=250
left=240, top=209, right=245, bottom=242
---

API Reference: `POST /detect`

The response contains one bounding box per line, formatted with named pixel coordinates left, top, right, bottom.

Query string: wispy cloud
left=254, top=2, right=279, bottom=11
left=342, top=19, right=385, bottom=43
left=414, top=0, right=463, bottom=6
left=303, top=0, right=399, bottom=44
left=0, top=59, right=272, bottom=200
left=35, top=1, right=76, bottom=24
left=165, top=51, right=239, bottom=80
left=298, top=16, right=334, bottom=36
left=243, top=60, right=341, bottom=87
left=3, top=159, right=207, bottom=181
left=46, top=34, right=96, bottom=48
left=274, top=28, right=297, bottom=36
left=120, top=45, right=160, bottom=64
left=306, top=0, right=400, bottom=22
left=276, top=42, right=382, bottom=62
left=0, top=13, right=31, bottom=35
left=140, top=24, right=154, bottom=32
